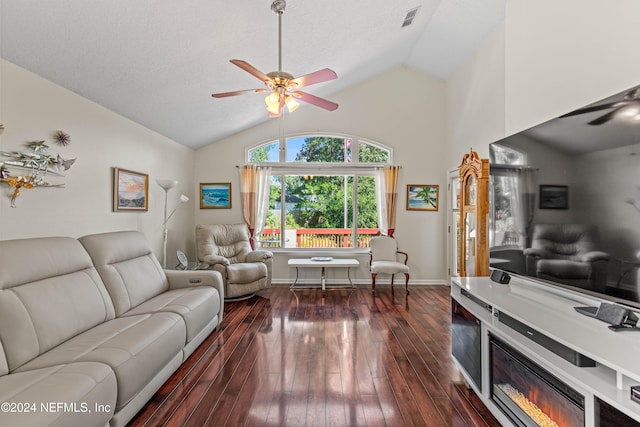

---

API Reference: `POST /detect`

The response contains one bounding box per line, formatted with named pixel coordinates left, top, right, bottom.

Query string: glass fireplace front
left=490, top=335, right=585, bottom=427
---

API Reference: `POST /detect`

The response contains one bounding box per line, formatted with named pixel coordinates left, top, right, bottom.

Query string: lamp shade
left=156, top=179, right=178, bottom=190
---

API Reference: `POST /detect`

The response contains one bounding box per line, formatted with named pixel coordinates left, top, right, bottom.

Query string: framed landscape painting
left=113, top=167, right=148, bottom=211
left=407, top=184, right=439, bottom=211
left=200, top=182, right=231, bottom=209
left=539, top=185, right=568, bottom=209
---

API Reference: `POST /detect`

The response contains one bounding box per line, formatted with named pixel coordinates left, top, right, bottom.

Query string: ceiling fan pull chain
left=278, top=9, right=283, bottom=73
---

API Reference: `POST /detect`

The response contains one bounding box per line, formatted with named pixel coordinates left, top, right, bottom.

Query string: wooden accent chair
left=369, top=236, right=410, bottom=296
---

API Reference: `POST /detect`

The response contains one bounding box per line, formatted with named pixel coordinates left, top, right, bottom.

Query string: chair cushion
left=123, top=286, right=220, bottom=342
left=0, top=362, right=116, bottom=426
left=371, top=261, right=410, bottom=275
left=196, top=224, right=253, bottom=263
left=370, top=236, right=398, bottom=262
left=15, top=312, right=186, bottom=410
left=227, top=262, right=267, bottom=284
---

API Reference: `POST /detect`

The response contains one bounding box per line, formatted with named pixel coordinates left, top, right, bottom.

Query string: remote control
left=608, top=324, right=640, bottom=331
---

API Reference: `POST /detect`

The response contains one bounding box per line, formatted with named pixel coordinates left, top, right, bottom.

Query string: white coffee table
left=288, top=258, right=359, bottom=292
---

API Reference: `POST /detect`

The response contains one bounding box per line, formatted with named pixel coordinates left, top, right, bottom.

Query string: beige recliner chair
left=196, top=224, right=273, bottom=299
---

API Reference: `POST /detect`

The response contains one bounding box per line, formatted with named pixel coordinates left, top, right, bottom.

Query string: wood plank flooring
left=128, top=285, right=500, bottom=427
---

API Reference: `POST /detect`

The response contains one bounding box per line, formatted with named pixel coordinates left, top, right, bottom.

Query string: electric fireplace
left=490, top=335, right=585, bottom=427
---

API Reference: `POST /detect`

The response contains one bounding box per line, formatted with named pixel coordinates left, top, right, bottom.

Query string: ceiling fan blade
left=560, top=101, right=629, bottom=118
left=291, top=68, right=338, bottom=88
left=230, top=59, right=272, bottom=83
left=587, top=109, right=619, bottom=126
left=211, top=88, right=268, bottom=98
left=291, top=91, right=339, bottom=111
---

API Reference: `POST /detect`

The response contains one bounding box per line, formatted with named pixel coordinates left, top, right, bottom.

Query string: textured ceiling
left=0, top=0, right=505, bottom=149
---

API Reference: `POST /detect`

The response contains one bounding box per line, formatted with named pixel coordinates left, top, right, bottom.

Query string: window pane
left=284, top=175, right=353, bottom=248
left=359, top=141, right=389, bottom=163
left=248, top=141, right=279, bottom=162
left=491, top=175, right=522, bottom=247
left=490, top=144, right=525, bottom=165
left=357, top=176, right=379, bottom=247
left=287, top=136, right=350, bottom=163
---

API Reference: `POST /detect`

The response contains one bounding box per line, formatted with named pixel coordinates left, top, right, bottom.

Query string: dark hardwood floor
left=128, top=285, right=500, bottom=427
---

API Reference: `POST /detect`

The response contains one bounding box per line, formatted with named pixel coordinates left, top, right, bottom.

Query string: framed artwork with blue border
left=200, top=182, right=231, bottom=209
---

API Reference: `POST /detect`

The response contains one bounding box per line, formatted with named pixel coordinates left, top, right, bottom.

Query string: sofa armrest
left=202, top=254, right=230, bottom=266
left=165, top=269, right=223, bottom=292
left=165, top=269, right=225, bottom=323
left=246, top=250, right=273, bottom=263
left=579, top=251, right=610, bottom=263
left=523, top=247, right=551, bottom=258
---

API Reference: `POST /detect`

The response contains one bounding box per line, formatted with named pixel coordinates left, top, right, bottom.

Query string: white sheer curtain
left=492, top=166, right=535, bottom=248
left=375, top=165, right=400, bottom=237
left=240, top=165, right=272, bottom=248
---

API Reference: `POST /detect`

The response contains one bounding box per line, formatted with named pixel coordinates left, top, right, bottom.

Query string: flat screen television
left=488, top=84, right=640, bottom=310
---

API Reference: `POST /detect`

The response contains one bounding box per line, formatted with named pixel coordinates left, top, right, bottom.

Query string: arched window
left=247, top=135, right=392, bottom=250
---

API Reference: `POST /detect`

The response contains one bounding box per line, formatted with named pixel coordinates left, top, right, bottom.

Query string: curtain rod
left=236, top=164, right=400, bottom=169
left=490, top=165, right=538, bottom=171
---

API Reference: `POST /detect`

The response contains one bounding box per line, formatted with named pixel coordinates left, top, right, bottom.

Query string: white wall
left=448, top=0, right=640, bottom=161
left=195, top=67, right=449, bottom=284
left=446, top=24, right=506, bottom=167
left=505, top=0, right=640, bottom=136
left=0, top=60, right=196, bottom=262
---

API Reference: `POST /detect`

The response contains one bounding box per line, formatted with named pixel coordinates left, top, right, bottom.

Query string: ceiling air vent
left=401, top=6, right=421, bottom=28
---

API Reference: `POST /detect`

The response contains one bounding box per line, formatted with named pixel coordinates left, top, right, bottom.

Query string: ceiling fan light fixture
left=265, top=93, right=281, bottom=115
left=620, top=105, right=640, bottom=118
left=285, top=94, right=299, bottom=112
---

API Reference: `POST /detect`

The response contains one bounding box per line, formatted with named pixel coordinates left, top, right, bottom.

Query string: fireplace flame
left=497, top=384, right=560, bottom=427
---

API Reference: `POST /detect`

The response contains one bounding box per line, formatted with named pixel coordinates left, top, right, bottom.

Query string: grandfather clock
left=458, top=149, right=490, bottom=277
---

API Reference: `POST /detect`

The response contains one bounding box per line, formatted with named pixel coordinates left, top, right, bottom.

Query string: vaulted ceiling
left=0, top=0, right=505, bottom=149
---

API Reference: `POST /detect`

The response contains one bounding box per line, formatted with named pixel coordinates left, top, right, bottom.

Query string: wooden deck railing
left=258, top=228, right=379, bottom=248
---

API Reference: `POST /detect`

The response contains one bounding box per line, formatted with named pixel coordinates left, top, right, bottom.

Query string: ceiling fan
left=211, top=0, right=338, bottom=118
left=560, top=87, right=640, bottom=125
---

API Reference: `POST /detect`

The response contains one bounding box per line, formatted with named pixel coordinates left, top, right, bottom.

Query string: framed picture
left=539, top=185, right=568, bottom=209
left=200, top=182, right=232, bottom=209
left=113, top=167, right=148, bottom=211
left=407, top=184, right=439, bottom=211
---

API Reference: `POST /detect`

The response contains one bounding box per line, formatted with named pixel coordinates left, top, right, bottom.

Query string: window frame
left=246, top=134, right=392, bottom=252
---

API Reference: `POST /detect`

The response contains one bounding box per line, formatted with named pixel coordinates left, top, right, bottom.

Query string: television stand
left=450, top=275, right=640, bottom=426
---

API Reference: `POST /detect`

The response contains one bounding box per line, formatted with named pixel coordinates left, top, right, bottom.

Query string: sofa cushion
left=123, top=286, right=220, bottom=342
left=0, top=237, right=115, bottom=372
left=80, top=231, right=170, bottom=316
left=15, top=312, right=186, bottom=410
left=0, top=362, right=116, bottom=427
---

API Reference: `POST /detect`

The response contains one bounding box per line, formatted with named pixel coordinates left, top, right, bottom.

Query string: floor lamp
left=156, top=179, right=188, bottom=268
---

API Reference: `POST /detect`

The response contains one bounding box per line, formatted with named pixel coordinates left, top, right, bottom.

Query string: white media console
left=450, top=275, right=640, bottom=426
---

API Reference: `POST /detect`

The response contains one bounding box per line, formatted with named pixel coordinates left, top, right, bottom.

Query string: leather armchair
left=523, top=224, right=610, bottom=291
left=196, top=224, right=273, bottom=299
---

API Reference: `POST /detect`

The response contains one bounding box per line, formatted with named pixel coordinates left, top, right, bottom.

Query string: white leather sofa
left=0, top=231, right=224, bottom=427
